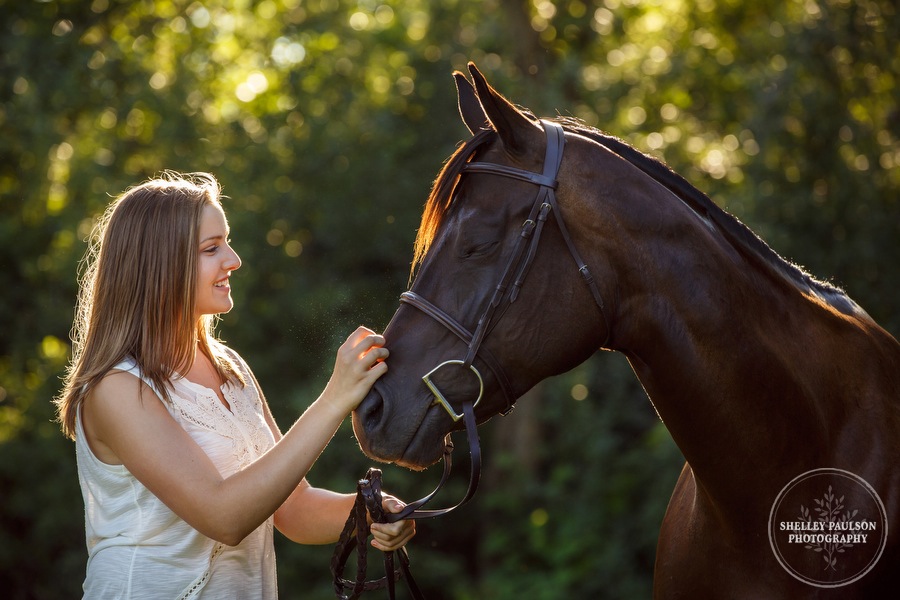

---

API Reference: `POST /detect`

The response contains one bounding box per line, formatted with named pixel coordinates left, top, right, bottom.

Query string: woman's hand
left=320, top=326, right=388, bottom=416
left=369, top=495, right=416, bottom=551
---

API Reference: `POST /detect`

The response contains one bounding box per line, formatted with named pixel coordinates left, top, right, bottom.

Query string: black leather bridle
left=332, top=120, right=609, bottom=599
left=400, top=120, right=609, bottom=417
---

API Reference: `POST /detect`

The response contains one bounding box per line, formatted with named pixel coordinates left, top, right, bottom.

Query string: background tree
left=1, top=0, right=896, bottom=598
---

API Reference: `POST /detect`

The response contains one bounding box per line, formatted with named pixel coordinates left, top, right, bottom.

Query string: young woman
left=55, top=172, right=414, bottom=598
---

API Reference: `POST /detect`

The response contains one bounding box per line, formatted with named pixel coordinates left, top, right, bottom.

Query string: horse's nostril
left=354, top=388, right=387, bottom=435
left=360, top=392, right=383, bottom=424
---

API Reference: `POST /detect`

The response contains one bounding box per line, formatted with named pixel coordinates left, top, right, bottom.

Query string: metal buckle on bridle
left=422, top=360, right=484, bottom=422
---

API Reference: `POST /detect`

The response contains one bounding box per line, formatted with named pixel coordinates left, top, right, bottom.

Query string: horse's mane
left=413, top=116, right=864, bottom=319
left=555, top=118, right=864, bottom=318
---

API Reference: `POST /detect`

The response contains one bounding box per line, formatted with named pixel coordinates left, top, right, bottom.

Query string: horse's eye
left=462, top=241, right=498, bottom=259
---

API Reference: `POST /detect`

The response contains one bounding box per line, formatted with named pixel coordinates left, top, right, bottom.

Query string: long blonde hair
left=56, top=171, right=244, bottom=439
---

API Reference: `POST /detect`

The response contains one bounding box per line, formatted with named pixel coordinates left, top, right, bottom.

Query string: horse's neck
left=605, top=212, right=896, bottom=516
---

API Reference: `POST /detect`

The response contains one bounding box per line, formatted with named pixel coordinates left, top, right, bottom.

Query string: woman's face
left=195, top=203, right=241, bottom=319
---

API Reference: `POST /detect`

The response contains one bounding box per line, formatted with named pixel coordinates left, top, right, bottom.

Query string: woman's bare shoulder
left=82, top=368, right=170, bottom=464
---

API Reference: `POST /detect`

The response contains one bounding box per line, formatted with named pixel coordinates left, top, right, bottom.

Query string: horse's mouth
left=352, top=384, right=448, bottom=470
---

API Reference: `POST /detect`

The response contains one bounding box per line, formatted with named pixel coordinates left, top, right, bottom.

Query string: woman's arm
left=273, top=482, right=414, bottom=550
left=256, top=361, right=416, bottom=549
left=83, top=327, right=387, bottom=547
left=274, top=482, right=353, bottom=544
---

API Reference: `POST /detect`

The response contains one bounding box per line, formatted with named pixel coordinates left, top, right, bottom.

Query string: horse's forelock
left=411, top=130, right=494, bottom=276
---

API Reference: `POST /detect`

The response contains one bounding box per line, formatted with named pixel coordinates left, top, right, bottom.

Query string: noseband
left=333, top=120, right=609, bottom=599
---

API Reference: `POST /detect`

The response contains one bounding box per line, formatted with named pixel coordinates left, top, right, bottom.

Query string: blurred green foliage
left=1, top=0, right=896, bottom=598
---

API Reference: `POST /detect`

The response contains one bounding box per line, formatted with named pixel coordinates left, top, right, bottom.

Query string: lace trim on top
left=176, top=543, right=226, bottom=600
left=169, top=358, right=273, bottom=470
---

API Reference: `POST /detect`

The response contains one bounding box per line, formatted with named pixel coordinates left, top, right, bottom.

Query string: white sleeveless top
left=75, top=353, right=278, bottom=599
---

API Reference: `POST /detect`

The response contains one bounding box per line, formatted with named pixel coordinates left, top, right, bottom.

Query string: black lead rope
left=331, top=401, right=481, bottom=600
left=330, top=469, right=422, bottom=600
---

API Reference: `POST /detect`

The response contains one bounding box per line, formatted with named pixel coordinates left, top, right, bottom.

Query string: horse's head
left=353, top=64, right=613, bottom=469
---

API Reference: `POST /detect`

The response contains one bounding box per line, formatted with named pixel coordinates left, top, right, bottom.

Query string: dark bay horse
left=352, top=63, right=900, bottom=598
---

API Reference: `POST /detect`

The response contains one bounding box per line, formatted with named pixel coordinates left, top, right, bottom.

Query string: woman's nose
left=226, top=247, right=242, bottom=271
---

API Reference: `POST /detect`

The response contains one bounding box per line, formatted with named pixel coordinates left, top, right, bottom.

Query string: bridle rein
left=332, top=120, right=609, bottom=599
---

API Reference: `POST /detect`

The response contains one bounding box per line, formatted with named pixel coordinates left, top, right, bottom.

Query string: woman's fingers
left=349, top=329, right=388, bottom=380
left=369, top=496, right=416, bottom=551
left=321, top=327, right=390, bottom=414
left=370, top=521, right=415, bottom=551
left=362, top=346, right=389, bottom=369
left=342, top=328, right=388, bottom=372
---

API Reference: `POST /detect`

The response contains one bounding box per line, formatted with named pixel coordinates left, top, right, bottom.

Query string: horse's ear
left=467, top=62, right=542, bottom=158
left=454, top=71, right=488, bottom=135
